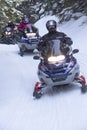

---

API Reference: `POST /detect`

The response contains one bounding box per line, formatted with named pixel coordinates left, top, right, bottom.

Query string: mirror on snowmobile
left=33, top=55, right=40, bottom=60
left=33, top=49, right=39, bottom=54
left=72, top=49, right=79, bottom=54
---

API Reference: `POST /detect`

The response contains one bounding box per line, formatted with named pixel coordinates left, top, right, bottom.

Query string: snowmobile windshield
left=6, top=27, right=12, bottom=32
left=47, top=39, right=62, bottom=57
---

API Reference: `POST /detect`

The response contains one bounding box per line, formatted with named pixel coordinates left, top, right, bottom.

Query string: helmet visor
left=48, top=25, right=55, bottom=29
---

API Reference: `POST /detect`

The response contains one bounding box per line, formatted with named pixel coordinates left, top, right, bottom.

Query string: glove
left=64, top=37, right=73, bottom=45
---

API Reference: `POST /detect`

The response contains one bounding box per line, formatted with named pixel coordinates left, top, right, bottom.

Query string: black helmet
left=8, top=21, right=14, bottom=26
left=22, top=15, right=29, bottom=23
left=7, top=21, right=14, bottom=28
left=46, top=20, right=57, bottom=32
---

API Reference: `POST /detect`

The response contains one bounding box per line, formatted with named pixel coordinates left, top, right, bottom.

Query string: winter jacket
left=18, top=22, right=38, bottom=32
left=38, top=30, right=73, bottom=56
left=18, top=22, right=39, bottom=37
left=18, top=22, right=30, bottom=31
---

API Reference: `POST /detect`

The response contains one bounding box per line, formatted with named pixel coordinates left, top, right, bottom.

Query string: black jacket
left=38, top=30, right=73, bottom=56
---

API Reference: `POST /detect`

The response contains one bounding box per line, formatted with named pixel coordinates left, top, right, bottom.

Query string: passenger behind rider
left=18, top=15, right=39, bottom=38
left=37, top=20, right=73, bottom=58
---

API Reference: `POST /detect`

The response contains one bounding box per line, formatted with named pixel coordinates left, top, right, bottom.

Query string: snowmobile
left=33, top=39, right=87, bottom=99
left=17, top=28, right=40, bottom=56
left=0, top=26, right=16, bottom=45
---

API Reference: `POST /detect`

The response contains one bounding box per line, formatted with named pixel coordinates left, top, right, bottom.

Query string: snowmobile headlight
left=26, top=33, right=36, bottom=37
left=48, top=55, right=65, bottom=64
left=5, top=31, right=11, bottom=35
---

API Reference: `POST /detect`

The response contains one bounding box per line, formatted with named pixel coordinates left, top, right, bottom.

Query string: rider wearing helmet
left=7, top=21, right=15, bottom=29
left=18, top=15, right=39, bottom=37
left=3, top=21, right=15, bottom=32
left=1, top=21, right=15, bottom=38
left=38, top=20, right=73, bottom=57
left=46, top=20, right=57, bottom=32
left=18, top=15, right=31, bottom=31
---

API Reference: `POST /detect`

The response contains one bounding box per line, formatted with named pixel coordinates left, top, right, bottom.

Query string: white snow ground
left=0, top=15, right=87, bottom=130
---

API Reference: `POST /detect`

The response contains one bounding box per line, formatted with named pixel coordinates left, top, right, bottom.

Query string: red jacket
left=18, top=22, right=31, bottom=31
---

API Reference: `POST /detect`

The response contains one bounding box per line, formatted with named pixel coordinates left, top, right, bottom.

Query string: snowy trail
left=0, top=44, right=87, bottom=130
left=0, top=44, right=38, bottom=104
left=0, top=15, right=87, bottom=130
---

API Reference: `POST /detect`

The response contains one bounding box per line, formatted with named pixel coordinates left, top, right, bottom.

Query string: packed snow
left=0, top=15, right=87, bottom=130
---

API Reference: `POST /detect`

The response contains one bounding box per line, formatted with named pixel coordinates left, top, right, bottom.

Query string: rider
left=18, top=15, right=31, bottom=31
left=1, top=21, right=15, bottom=38
left=18, top=15, right=39, bottom=37
left=7, top=21, right=15, bottom=29
left=37, top=20, right=73, bottom=57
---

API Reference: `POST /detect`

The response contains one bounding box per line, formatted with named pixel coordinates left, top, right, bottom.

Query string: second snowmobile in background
left=17, top=28, right=40, bottom=56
